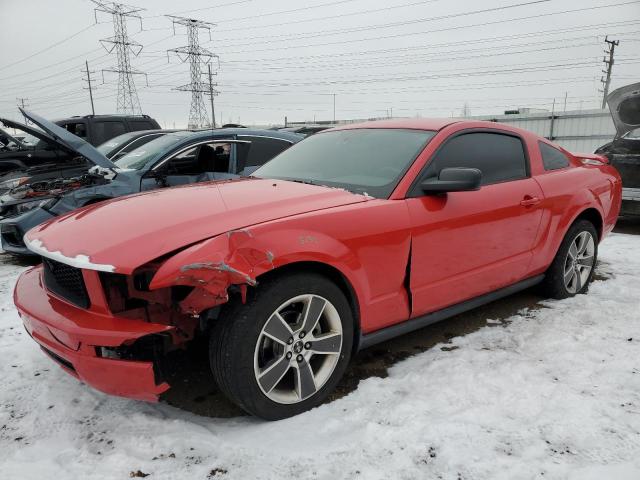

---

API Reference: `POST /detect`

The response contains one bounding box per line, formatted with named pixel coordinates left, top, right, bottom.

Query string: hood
left=19, top=109, right=117, bottom=169
left=24, top=178, right=370, bottom=273
left=606, top=82, right=640, bottom=137
left=0, top=117, right=57, bottom=149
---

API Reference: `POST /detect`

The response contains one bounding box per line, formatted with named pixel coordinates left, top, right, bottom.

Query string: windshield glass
left=115, top=132, right=191, bottom=170
left=97, top=132, right=139, bottom=156
left=253, top=128, right=435, bottom=198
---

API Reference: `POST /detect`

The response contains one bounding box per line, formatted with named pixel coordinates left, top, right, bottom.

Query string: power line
left=0, top=24, right=97, bottom=72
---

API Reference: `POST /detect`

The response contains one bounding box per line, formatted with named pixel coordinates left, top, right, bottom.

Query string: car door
left=140, top=140, right=236, bottom=191
left=405, top=130, right=544, bottom=316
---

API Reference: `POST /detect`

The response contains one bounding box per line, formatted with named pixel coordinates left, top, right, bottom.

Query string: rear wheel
left=210, top=273, right=353, bottom=420
left=541, top=219, right=598, bottom=299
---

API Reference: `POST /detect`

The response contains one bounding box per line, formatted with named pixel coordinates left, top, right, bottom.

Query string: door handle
left=520, top=195, right=541, bottom=207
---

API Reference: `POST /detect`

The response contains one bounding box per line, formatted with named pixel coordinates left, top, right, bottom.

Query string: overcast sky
left=1, top=0, right=639, bottom=127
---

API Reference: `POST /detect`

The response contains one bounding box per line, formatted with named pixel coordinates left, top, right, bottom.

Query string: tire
left=210, top=272, right=354, bottom=420
left=541, top=219, right=598, bottom=299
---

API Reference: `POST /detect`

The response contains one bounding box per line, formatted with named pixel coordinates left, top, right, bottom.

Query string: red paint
left=15, top=119, right=622, bottom=401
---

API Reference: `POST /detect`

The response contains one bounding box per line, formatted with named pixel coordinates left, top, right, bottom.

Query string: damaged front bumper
left=1, top=207, right=56, bottom=255
left=14, top=266, right=178, bottom=401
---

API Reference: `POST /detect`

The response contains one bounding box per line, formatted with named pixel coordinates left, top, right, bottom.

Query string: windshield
left=253, top=128, right=435, bottom=198
left=115, top=132, right=192, bottom=170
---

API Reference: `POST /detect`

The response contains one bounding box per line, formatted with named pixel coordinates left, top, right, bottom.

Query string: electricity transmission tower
left=167, top=16, right=219, bottom=128
left=600, top=36, right=619, bottom=109
left=92, top=1, right=147, bottom=115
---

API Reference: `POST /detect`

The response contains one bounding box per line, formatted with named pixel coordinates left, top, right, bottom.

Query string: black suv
left=55, top=114, right=161, bottom=146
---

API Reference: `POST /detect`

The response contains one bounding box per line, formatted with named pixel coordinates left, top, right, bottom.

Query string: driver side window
left=160, top=142, right=232, bottom=175
left=426, top=132, right=528, bottom=186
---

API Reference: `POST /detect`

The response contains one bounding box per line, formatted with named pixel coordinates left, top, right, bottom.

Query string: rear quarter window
left=92, top=121, right=127, bottom=145
left=539, top=142, right=570, bottom=171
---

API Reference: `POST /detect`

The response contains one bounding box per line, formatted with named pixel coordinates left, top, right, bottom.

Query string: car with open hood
left=595, top=82, right=640, bottom=217
left=0, top=128, right=176, bottom=218
left=0, top=110, right=302, bottom=255
left=13, top=118, right=621, bottom=419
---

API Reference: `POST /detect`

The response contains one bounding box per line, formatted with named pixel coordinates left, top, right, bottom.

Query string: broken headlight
left=0, top=176, right=30, bottom=191
left=14, top=197, right=57, bottom=214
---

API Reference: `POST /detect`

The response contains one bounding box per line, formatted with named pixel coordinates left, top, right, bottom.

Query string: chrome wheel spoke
left=295, top=358, right=317, bottom=400
left=577, top=255, right=594, bottom=267
left=301, top=296, right=326, bottom=334
left=310, top=332, right=342, bottom=354
left=574, top=267, right=582, bottom=292
left=564, top=266, right=576, bottom=287
left=263, top=312, right=293, bottom=345
left=258, top=355, right=290, bottom=394
left=576, top=232, right=588, bottom=255
left=568, top=242, right=578, bottom=261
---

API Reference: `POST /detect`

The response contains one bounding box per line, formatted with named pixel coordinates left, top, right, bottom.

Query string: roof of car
left=329, top=118, right=462, bottom=132
left=187, top=128, right=304, bottom=143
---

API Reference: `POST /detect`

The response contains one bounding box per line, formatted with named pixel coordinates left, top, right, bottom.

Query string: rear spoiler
left=575, top=153, right=609, bottom=165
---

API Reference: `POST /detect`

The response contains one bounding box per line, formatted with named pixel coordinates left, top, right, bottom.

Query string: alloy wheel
left=253, top=294, right=343, bottom=404
left=563, top=230, right=596, bottom=294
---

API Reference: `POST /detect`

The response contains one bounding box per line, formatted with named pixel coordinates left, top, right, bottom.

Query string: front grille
left=42, top=258, right=90, bottom=309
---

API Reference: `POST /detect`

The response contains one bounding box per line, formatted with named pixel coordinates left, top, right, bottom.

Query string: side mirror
left=420, top=167, right=482, bottom=194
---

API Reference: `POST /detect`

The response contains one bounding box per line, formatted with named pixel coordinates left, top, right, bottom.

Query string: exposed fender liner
left=357, top=274, right=544, bottom=351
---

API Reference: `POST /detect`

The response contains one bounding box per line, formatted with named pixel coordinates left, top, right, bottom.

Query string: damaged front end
left=0, top=170, right=110, bottom=218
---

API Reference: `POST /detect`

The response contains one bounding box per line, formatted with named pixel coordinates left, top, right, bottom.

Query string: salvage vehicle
left=595, top=82, right=640, bottom=217
left=0, top=129, right=174, bottom=217
left=0, top=114, right=162, bottom=176
left=14, top=119, right=621, bottom=420
left=0, top=110, right=302, bottom=255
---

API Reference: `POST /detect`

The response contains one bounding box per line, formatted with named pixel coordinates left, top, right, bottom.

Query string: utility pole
left=167, top=15, right=219, bottom=129
left=206, top=63, right=218, bottom=128
left=82, top=60, right=97, bottom=115
left=16, top=98, right=29, bottom=123
left=333, top=93, right=336, bottom=123
left=92, top=1, right=147, bottom=115
left=600, top=36, right=619, bottom=109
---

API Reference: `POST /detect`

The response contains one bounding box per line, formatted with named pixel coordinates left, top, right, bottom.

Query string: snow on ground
left=1, top=234, right=640, bottom=480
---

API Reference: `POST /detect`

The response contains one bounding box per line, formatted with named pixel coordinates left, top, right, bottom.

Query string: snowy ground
left=1, top=233, right=640, bottom=480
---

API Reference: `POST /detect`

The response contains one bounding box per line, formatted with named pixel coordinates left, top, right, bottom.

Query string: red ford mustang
left=14, top=119, right=621, bottom=419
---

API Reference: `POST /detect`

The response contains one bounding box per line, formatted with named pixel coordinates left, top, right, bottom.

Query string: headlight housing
left=13, top=197, right=57, bottom=215
left=0, top=176, right=30, bottom=191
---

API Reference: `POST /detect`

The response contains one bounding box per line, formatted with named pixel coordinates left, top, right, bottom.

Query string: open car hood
left=0, top=116, right=58, bottom=148
left=19, top=109, right=117, bottom=169
left=24, top=178, right=371, bottom=273
left=606, top=82, right=640, bottom=138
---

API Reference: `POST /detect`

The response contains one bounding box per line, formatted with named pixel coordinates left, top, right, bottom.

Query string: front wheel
left=210, top=273, right=353, bottom=420
left=541, top=219, right=598, bottom=299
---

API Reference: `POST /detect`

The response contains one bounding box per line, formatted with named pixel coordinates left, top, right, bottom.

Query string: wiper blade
left=287, top=178, right=316, bottom=185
